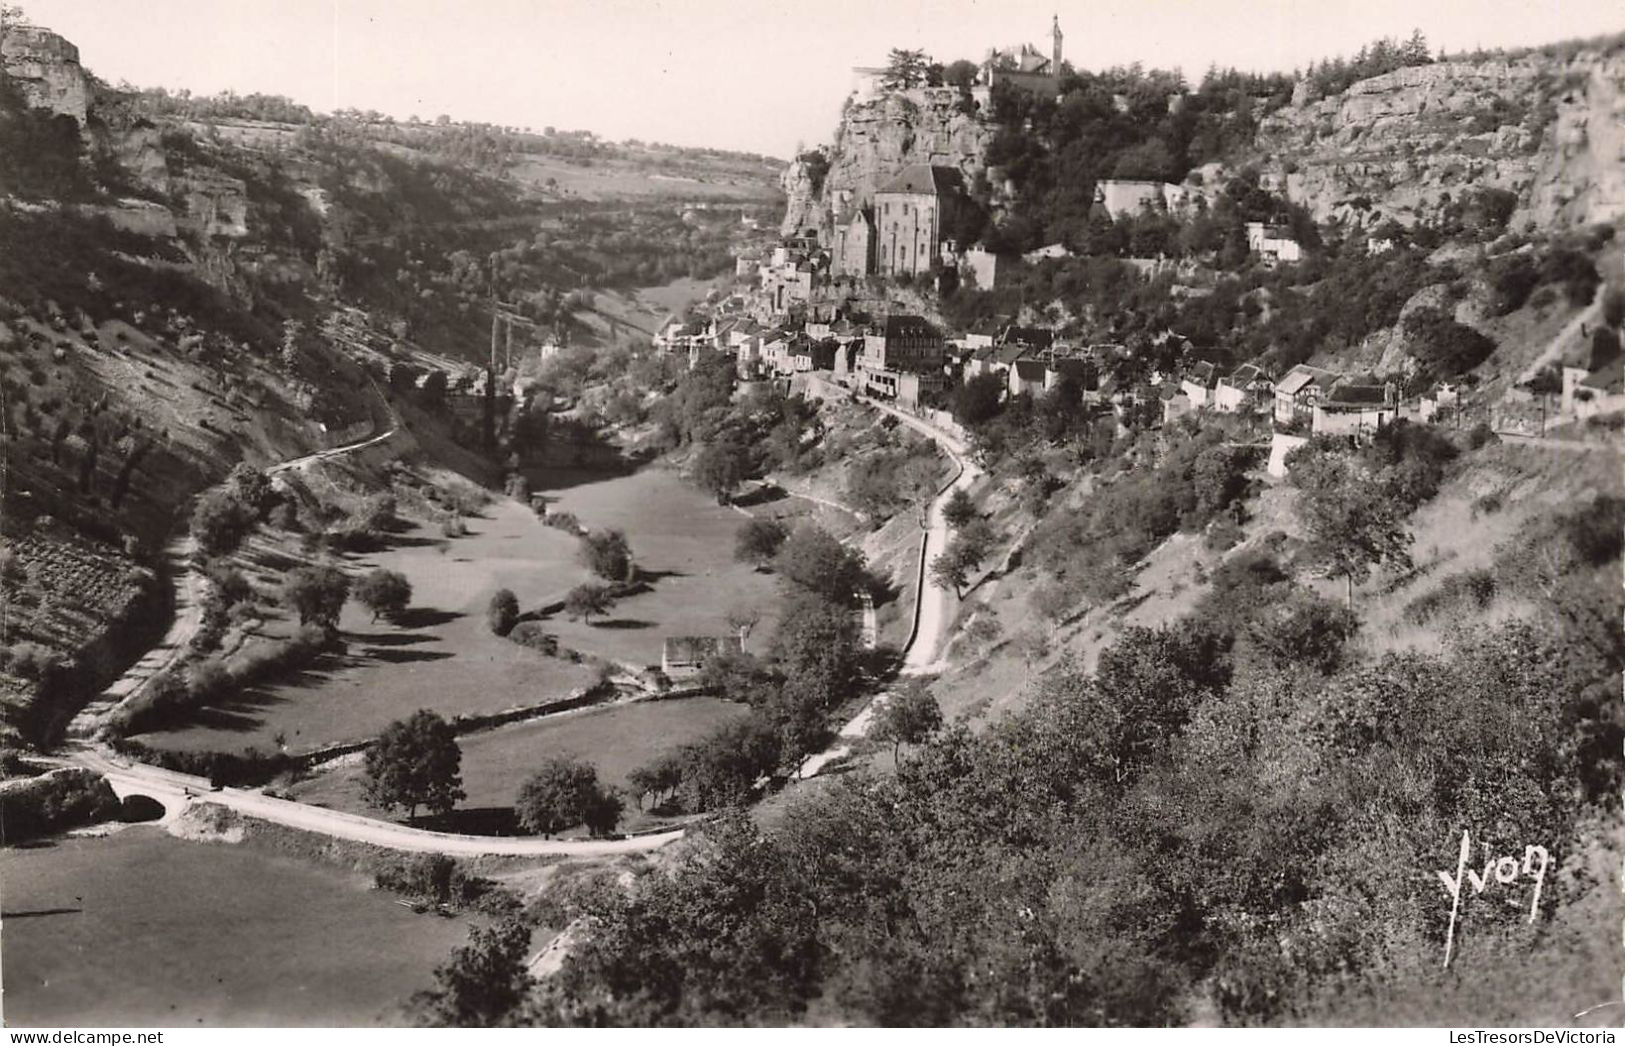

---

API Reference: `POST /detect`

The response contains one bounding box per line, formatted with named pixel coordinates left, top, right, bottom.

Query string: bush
left=186, top=658, right=235, bottom=705
left=355, top=568, right=412, bottom=622
left=374, top=853, right=488, bottom=907
left=487, top=589, right=520, bottom=636
left=542, top=510, right=582, bottom=534
left=734, top=518, right=789, bottom=569
left=507, top=622, right=558, bottom=655
left=579, top=529, right=634, bottom=582
left=282, top=565, right=350, bottom=628
left=190, top=488, right=256, bottom=556
left=1403, top=568, right=1498, bottom=625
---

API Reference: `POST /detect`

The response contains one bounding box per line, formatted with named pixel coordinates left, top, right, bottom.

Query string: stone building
left=980, top=16, right=1064, bottom=96
left=873, top=164, right=965, bottom=277
left=831, top=205, right=875, bottom=277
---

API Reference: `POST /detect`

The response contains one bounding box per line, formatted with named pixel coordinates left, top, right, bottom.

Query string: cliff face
left=790, top=89, right=995, bottom=240
left=1257, top=51, right=1625, bottom=230
left=0, top=25, right=91, bottom=123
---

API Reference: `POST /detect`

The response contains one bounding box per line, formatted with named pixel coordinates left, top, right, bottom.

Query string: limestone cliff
left=779, top=155, right=823, bottom=237
left=0, top=25, right=91, bottom=123
left=792, top=88, right=995, bottom=241
left=1257, top=50, right=1625, bottom=230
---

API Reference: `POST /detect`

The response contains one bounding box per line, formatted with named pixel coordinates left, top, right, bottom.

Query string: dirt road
left=797, top=387, right=981, bottom=777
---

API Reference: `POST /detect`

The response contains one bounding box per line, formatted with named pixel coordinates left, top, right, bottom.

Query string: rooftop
left=876, top=164, right=966, bottom=196
left=662, top=635, right=743, bottom=665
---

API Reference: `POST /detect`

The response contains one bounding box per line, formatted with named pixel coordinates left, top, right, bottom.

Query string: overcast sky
left=19, top=0, right=1621, bottom=158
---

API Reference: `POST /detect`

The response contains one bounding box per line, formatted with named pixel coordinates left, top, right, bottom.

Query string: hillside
left=0, top=19, right=772, bottom=746
left=786, top=31, right=1625, bottom=249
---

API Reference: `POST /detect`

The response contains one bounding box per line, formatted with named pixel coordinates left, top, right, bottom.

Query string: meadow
left=0, top=827, right=471, bottom=1026
left=530, top=466, right=783, bottom=666
left=132, top=498, right=600, bottom=756
left=287, top=696, right=750, bottom=832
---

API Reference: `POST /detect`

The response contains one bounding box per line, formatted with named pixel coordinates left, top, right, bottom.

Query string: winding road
left=60, top=375, right=975, bottom=852
left=797, top=383, right=981, bottom=778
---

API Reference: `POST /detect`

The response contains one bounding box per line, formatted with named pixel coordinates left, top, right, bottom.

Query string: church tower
left=1052, top=14, right=1063, bottom=74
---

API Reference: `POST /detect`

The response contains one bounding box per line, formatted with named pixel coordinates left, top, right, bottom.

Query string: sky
left=17, top=0, right=1622, bottom=159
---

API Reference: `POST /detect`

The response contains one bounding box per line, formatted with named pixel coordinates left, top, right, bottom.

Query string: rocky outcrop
left=1257, top=51, right=1625, bottom=230
left=0, top=25, right=91, bottom=124
left=83, top=198, right=179, bottom=238
left=779, top=155, right=823, bottom=237
left=789, top=88, right=996, bottom=241
left=179, top=169, right=251, bottom=239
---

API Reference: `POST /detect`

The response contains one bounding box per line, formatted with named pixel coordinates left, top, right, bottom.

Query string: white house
left=1245, top=221, right=1302, bottom=264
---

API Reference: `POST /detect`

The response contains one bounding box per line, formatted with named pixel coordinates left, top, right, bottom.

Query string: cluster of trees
left=510, top=499, right=1621, bottom=1025
left=655, top=356, right=824, bottom=502
left=1285, top=422, right=1460, bottom=605
left=1487, top=236, right=1606, bottom=316
left=1026, top=423, right=1257, bottom=604
left=190, top=464, right=277, bottom=556
left=1401, top=306, right=1497, bottom=387
left=363, top=721, right=625, bottom=839
left=972, top=64, right=1295, bottom=256
left=515, top=755, right=621, bottom=836
left=844, top=440, right=942, bottom=525
left=626, top=523, right=873, bottom=812
left=928, top=509, right=1001, bottom=598
left=1300, top=30, right=1435, bottom=101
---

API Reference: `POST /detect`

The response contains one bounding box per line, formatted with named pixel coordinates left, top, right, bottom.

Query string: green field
left=288, top=696, right=749, bottom=829
left=135, top=467, right=776, bottom=762
left=134, top=498, right=601, bottom=756
left=532, top=466, right=783, bottom=665
left=0, top=828, right=471, bottom=1027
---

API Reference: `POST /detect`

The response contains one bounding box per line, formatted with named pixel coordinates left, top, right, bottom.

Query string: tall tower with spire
left=1052, top=14, right=1063, bottom=75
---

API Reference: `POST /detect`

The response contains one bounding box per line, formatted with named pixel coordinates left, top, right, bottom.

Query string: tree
left=363, top=710, right=466, bottom=820
left=952, top=373, right=1005, bottom=427
left=734, top=518, right=789, bottom=569
left=726, top=607, right=762, bottom=647
left=627, top=754, right=684, bottom=812
left=282, top=564, right=351, bottom=629
left=414, top=920, right=532, bottom=1027
left=943, top=58, right=980, bottom=89
left=515, top=756, right=622, bottom=836
left=1291, top=451, right=1413, bottom=606
left=564, top=582, right=613, bottom=623
left=930, top=522, right=996, bottom=598
left=355, top=568, right=412, bottom=623
left=487, top=588, right=519, bottom=636
left=190, top=488, right=256, bottom=556
left=355, top=492, right=397, bottom=534
left=693, top=434, right=753, bottom=504
left=942, top=488, right=977, bottom=529
left=773, top=525, right=867, bottom=606
left=880, top=48, right=930, bottom=91
left=899, top=455, right=940, bottom=529
left=929, top=545, right=972, bottom=598
left=872, top=684, right=943, bottom=763
left=579, top=529, right=634, bottom=582
left=227, top=463, right=274, bottom=517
